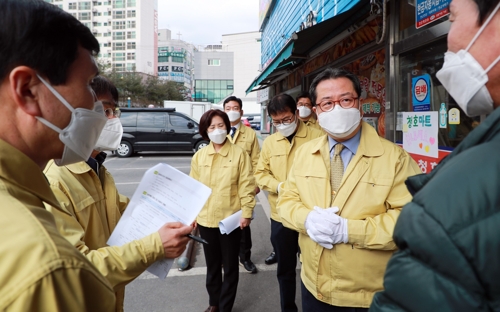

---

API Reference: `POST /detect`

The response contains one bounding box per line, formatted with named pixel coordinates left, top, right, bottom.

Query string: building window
left=44, top=0, right=53, bottom=3
left=113, top=32, right=125, bottom=40
left=172, top=56, right=183, bottom=63
left=68, top=2, right=77, bottom=9
left=158, top=56, right=168, bottom=62
left=126, top=0, right=136, bottom=7
left=113, top=42, right=125, bottom=50
left=113, top=0, right=125, bottom=9
left=93, top=22, right=102, bottom=27
left=127, top=42, right=136, bottom=49
left=112, top=10, right=125, bottom=19
left=127, top=31, right=136, bottom=39
left=82, top=22, right=91, bottom=28
left=127, top=53, right=135, bottom=60
left=127, top=10, right=136, bottom=17
left=127, top=21, right=136, bottom=28
left=208, top=59, right=220, bottom=66
left=57, top=4, right=63, bottom=9
left=78, top=2, right=91, bottom=10
left=113, top=53, right=125, bottom=61
left=78, top=12, right=91, bottom=20
left=112, top=21, right=126, bottom=30
left=113, top=63, right=125, bottom=71
left=126, top=63, right=136, bottom=71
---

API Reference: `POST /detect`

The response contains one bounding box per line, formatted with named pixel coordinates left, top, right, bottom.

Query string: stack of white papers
left=107, top=163, right=211, bottom=279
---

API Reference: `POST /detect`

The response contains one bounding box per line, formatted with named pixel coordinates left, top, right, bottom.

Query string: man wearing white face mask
left=0, top=1, right=117, bottom=310
left=371, top=1, right=500, bottom=311
left=276, top=68, right=420, bottom=311
left=255, top=94, right=323, bottom=312
left=296, top=91, right=323, bottom=131
left=223, top=96, right=261, bottom=274
left=44, top=76, right=193, bottom=312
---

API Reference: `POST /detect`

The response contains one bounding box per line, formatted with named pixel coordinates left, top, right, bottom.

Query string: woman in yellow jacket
left=190, top=109, right=256, bottom=312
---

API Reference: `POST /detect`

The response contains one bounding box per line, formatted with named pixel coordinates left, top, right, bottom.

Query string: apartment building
left=45, top=0, right=158, bottom=74
left=157, top=29, right=196, bottom=100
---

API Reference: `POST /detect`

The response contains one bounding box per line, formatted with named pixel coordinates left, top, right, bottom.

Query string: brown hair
left=198, top=109, right=230, bottom=140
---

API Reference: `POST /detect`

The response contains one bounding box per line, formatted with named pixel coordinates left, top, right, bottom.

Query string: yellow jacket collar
left=0, top=139, right=61, bottom=208
left=236, top=122, right=246, bottom=134
left=65, top=161, right=93, bottom=175
left=207, top=139, right=231, bottom=156
left=310, top=121, right=384, bottom=157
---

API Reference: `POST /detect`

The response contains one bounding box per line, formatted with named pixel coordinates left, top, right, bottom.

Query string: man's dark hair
left=473, top=0, right=500, bottom=24
left=309, top=68, right=361, bottom=105
left=268, top=94, right=297, bottom=117
left=0, top=0, right=100, bottom=85
left=223, top=96, right=243, bottom=110
left=296, top=91, right=312, bottom=105
left=91, top=76, right=119, bottom=105
left=198, top=109, right=231, bottom=141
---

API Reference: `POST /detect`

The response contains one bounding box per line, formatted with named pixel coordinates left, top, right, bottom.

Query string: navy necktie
left=231, top=127, right=237, bottom=138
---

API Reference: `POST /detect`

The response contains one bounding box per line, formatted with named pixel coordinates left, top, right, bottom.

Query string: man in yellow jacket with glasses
left=44, top=76, right=192, bottom=311
left=277, top=68, right=421, bottom=311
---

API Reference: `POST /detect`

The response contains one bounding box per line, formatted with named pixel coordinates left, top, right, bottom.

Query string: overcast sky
left=157, top=0, right=260, bottom=47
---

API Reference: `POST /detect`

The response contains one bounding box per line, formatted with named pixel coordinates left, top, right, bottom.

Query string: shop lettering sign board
left=397, top=144, right=451, bottom=173
left=416, top=0, right=451, bottom=29
left=412, top=74, right=431, bottom=111
left=402, top=111, right=438, bottom=158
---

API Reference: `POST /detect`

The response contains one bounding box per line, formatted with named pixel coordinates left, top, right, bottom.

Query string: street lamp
left=127, top=97, right=131, bottom=108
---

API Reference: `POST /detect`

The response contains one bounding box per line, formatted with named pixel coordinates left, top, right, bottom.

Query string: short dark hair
left=309, top=68, right=361, bottom=105
left=473, top=0, right=500, bottom=24
left=268, top=94, right=297, bottom=117
left=198, top=109, right=231, bottom=141
left=0, top=0, right=100, bottom=85
left=296, top=91, right=312, bottom=104
left=223, top=96, right=243, bottom=110
left=92, top=76, right=119, bottom=105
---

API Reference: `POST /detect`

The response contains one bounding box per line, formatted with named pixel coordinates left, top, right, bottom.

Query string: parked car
left=244, top=114, right=261, bottom=130
left=116, top=108, right=209, bottom=157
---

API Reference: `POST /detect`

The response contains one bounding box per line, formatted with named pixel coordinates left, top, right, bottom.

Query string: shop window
left=399, top=1, right=449, bottom=40
left=396, top=40, right=479, bottom=148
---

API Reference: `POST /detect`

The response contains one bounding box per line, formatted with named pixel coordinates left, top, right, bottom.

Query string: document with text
left=107, top=163, right=211, bottom=279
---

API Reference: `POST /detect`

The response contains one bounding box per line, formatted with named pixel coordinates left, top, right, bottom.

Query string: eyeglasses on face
left=104, top=107, right=121, bottom=118
left=316, top=97, right=358, bottom=112
left=272, top=115, right=295, bottom=127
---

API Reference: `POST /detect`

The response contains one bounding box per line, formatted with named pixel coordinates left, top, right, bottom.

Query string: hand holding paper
left=158, top=222, right=192, bottom=258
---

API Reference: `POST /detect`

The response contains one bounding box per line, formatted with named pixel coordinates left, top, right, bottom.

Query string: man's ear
left=9, top=66, right=43, bottom=116
left=240, top=109, right=244, bottom=116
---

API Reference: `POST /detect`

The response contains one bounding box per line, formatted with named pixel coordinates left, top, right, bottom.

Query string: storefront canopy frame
left=246, top=0, right=370, bottom=94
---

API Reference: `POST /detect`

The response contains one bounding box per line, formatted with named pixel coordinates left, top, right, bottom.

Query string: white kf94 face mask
left=95, top=118, right=124, bottom=151
left=36, top=75, right=108, bottom=166
left=318, top=106, right=361, bottom=139
left=275, top=117, right=297, bottom=137
left=436, top=2, right=500, bottom=117
left=208, top=128, right=227, bottom=144
left=226, top=111, right=241, bottom=122
left=298, top=106, right=312, bottom=118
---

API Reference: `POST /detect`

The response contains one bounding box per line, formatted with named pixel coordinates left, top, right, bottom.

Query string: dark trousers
left=301, top=282, right=369, bottom=312
left=199, top=225, right=242, bottom=312
left=239, top=225, right=252, bottom=262
left=271, top=219, right=299, bottom=312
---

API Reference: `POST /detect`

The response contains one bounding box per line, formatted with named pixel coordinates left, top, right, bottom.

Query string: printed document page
left=108, top=163, right=211, bottom=279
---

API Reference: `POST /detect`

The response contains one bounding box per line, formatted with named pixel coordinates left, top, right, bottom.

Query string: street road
left=104, top=152, right=302, bottom=312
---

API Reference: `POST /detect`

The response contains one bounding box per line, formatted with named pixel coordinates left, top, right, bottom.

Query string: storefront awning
left=246, top=0, right=370, bottom=94
left=291, top=0, right=370, bottom=57
left=245, top=43, right=295, bottom=94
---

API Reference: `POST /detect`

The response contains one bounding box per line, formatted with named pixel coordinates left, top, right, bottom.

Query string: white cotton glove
left=305, top=206, right=348, bottom=249
left=277, top=182, right=284, bottom=193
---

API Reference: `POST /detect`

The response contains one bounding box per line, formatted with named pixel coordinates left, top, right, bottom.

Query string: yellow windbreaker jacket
left=190, top=140, right=256, bottom=227
left=44, top=160, right=165, bottom=312
left=254, top=120, right=324, bottom=221
left=304, top=117, right=324, bottom=132
left=0, top=139, right=115, bottom=311
left=227, top=122, right=260, bottom=173
left=277, top=122, right=421, bottom=308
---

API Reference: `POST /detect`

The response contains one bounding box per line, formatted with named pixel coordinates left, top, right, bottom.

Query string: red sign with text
left=397, top=144, right=452, bottom=173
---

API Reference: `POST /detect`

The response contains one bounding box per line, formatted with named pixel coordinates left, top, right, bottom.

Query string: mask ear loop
left=466, top=2, right=500, bottom=51
left=36, top=74, right=75, bottom=113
